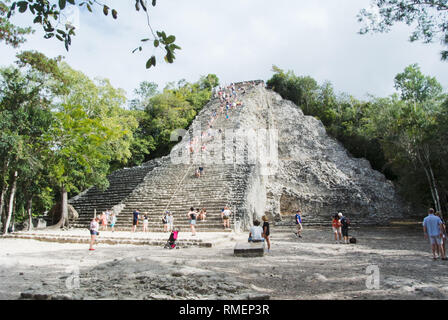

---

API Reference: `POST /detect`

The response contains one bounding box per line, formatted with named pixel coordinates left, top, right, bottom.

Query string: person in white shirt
left=163, top=211, right=173, bottom=232
left=221, top=206, right=231, bottom=229
left=248, top=220, right=264, bottom=242
left=142, top=214, right=149, bottom=232
left=105, top=209, right=111, bottom=223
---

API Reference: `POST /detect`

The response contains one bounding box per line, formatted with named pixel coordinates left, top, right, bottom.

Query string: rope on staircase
left=163, top=162, right=194, bottom=213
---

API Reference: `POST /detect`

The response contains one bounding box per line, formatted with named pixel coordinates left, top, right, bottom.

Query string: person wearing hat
left=332, top=213, right=342, bottom=243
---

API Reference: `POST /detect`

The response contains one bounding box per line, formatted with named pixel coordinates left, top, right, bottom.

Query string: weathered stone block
left=234, top=241, right=265, bottom=257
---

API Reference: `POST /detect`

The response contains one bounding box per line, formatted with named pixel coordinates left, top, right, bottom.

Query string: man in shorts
left=423, top=208, right=446, bottom=260
left=221, top=206, right=231, bottom=229
left=339, top=212, right=350, bottom=244
left=132, top=209, right=140, bottom=232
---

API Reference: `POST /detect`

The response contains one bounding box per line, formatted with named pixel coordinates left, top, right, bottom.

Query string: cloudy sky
left=1, top=0, right=447, bottom=101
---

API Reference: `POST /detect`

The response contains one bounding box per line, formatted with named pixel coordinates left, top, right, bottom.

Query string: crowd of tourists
left=87, top=205, right=448, bottom=260
left=186, top=82, right=245, bottom=156
left=85, top=79, right=447, bottom=259
left=187, top=81, right=264, bottom=157
left=90, top=209, right=117, bottom=234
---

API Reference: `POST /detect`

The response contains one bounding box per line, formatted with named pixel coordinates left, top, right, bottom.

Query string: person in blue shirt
left=294, top=209, right=303, bottom=238
left=423, top=208, right=446, bottom=260
left=132, top=209, right=140, bottom=233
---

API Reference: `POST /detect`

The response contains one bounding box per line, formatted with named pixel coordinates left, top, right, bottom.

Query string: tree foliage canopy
left=358, top=0, right=448, bottom=60
left=2, top=0, right=180, bottom=69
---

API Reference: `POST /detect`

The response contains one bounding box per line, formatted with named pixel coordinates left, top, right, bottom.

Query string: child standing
left=110, top=213, right=117, bottom=232
left=142, top=214, right=149, bottom=232
left=262, top=215, right=271, bottom=252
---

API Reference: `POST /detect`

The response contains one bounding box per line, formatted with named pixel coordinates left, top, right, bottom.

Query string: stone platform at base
left=234, top=241, right=265, bottom=257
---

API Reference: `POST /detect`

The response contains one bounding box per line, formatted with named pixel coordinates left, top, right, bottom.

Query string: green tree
left=45, top=62, right=140, bottom=227
left=0, top=0, right=33, bottom=47
left=358, top=0, right=448, bottom=60
left=394, top=63, right=443, bottom=104
left=45, top=104, right=112, bottom=228
left=129, top=81, right=159, bottom=111
left=128, top=75, right=218, bottom=161
left=0, top=65, right=53, bottom=233
left=5, top=0, right=181, bottom=68
left=360, top=64, right=446, bottom=213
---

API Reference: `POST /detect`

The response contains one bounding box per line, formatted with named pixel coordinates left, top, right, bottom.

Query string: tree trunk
left=27, top=196, right=33, bottom=231
left=2, top=171, right=18, bottom=235
left=61, top=185, right=69, bottom=228
left=428, top=163, right=442, bottom=213
left=49, top=185, right=69, bottom=229
left=422, top=145, right=442, bottom=214
left=0, top=159, right=10, bottom=228
left=11, top=195, right=16, bottom=233
left=417, top=147, right=442, bottom=214
left=0, top=185, right=7, bottom=229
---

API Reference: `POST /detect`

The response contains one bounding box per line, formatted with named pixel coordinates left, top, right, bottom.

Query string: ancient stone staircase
left=70, top=82, right=256, bottom=231
left=115, top=163, right=252, bottom=231
left=69, top=161, right=162, bottom=227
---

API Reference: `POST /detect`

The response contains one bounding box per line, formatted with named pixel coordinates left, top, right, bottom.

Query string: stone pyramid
left=70, top=81, right=407, bottom=231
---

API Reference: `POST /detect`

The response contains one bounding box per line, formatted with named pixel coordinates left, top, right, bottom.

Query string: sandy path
left=0, top=226, right=447, bottom=300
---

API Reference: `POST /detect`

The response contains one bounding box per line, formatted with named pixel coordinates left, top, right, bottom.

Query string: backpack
left=349, top=237, right=357, bottom=244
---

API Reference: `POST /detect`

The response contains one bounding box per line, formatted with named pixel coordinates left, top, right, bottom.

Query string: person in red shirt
left=332, top=213, right=342, bottom=243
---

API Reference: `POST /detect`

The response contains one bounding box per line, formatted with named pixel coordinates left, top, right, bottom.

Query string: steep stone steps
left=69, top=160, right=164, bottom=217
left=70, top=83, right=258, bottom=232
left=1, top=233, right=215, bottom=247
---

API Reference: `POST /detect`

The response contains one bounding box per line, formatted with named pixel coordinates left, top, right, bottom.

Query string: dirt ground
left=0, top=225, right=447, bottom=300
